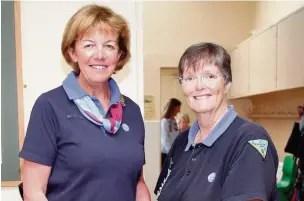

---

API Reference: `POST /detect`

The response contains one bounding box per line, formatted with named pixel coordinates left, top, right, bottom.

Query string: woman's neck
left=77, top=74, right=111, bottom=112
left=196, top=102, right=228, bottom=139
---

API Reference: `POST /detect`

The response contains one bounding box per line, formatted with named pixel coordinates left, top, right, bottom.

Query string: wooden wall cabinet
left=228, top=8, right=304, bottom=99
left=249, top=25, right=277, bottom=95
left=277, top=8, right=304, bottom=90
left=229, top=39, right=250, bottom=98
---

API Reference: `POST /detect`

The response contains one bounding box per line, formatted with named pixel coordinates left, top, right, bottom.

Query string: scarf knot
left=74, top=96, right=123, bottom=134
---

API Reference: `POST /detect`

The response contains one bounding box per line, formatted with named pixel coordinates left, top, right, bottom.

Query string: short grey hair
left=178, top=42, right=232, bottom=84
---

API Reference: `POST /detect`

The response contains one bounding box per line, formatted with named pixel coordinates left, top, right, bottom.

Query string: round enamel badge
left=208, top=172, right=216, bottom=183
left=122, top=123, right=129, bottom=132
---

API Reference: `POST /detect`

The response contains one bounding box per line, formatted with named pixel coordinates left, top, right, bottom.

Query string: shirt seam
left=19, top=150, right=54, bottom=166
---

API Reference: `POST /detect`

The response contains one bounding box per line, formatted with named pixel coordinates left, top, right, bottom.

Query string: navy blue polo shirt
left=19, top=72, right=145, bottom=201
left=154, top=106, right=279, bottom=201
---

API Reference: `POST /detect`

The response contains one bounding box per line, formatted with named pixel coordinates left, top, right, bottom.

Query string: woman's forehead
left=183, top=64, right=220, bottom=75
left=78, top=24, right=118, bottom=41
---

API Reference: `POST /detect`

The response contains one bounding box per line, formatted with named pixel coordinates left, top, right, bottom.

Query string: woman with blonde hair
left=19, top=4, right=150, bottom=201
left=176, top=113, right=190, bottom=132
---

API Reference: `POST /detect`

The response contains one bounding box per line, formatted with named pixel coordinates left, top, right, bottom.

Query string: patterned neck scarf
left=74, top=96, right=123, bottom=134
left=62, top=72, right=124, bottom=134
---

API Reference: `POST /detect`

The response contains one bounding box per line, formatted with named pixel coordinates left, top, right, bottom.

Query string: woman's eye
left=207, top=75, right=216, bottom=79
left=185, top=76, right=194, bottom=81
left=105, top=44, right=114, bottom=49
left=84, top=44, right=93, bottom=48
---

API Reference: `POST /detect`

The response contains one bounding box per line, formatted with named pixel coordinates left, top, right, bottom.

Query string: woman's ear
left=68, top=48, right=78, bottom=63
left=117, top=50, right=122, bottom=62
left=224, top=82, right=231, bottom=94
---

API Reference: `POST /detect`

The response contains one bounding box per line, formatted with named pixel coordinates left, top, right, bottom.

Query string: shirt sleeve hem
left=222, top=192, right=267, bottom=201
left=19, top=150, right=53, bottom=166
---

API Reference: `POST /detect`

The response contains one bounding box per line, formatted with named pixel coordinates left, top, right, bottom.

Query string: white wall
left=2, top=1, right=146, bottom=200
left=144, top=121, right=161, bottom=201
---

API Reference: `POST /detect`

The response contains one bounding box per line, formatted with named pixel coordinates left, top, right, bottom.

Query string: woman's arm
left=161, top=119, right=172, bottom=153
left=23, top=160, right=51, bottom=201
left=136, top=170, right=151, bottom=201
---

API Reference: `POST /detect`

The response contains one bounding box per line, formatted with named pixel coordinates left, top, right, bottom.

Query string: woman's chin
left=86, top=75, right=110, bottom=83
left=192, top=106, right=214, bottom=114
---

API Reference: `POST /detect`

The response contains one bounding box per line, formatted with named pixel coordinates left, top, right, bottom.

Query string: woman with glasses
left=154, top=42, right=279, bottom=201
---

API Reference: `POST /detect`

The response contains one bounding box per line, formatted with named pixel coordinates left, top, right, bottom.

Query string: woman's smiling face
left=69, top=25, right=121, bottom=84
left=181, top=64, right=230, bottom=114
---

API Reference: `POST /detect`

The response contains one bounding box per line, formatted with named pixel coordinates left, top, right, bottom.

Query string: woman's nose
left=94, top=45, right=106, bottom=60
left=196, top=74, right=211, bottom=90
left=195, top=77, right=206, bottom=90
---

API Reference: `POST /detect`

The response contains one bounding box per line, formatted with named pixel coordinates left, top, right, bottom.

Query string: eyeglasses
left=178, top=73, right=221, bottom=86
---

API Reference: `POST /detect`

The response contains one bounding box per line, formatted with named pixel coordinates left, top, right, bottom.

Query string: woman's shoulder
left=229, top=117, right=279, bottom=166
left=161, top=118, right=169, bottom=122
left=231, top=117, right=277, bottom=155
left=168, top=129, right=189, bottom=154
left=121, top=94, right=139, bottom=108
left=120, top=95, right=144, bottom=119
left=32, top=86, right=69, bottom=111
left=235, top=117, right=270, bottom=140
left=35, top=86, right=65, bottom=103
left=173, top=129, right=189, bottom=145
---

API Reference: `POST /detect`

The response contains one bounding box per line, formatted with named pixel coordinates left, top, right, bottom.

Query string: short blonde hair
left=61, top=4, right=131, bottom=74
left=176, top=113, right=190, bottom=124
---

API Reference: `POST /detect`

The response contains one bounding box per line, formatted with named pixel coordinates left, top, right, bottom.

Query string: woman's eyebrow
left=81, top=39, right=94, bottom=43
left=104, top=40, right=117, bottom=43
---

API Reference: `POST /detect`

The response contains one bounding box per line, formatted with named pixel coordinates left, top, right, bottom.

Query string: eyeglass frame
left=177, top=72, right=222, bottom=86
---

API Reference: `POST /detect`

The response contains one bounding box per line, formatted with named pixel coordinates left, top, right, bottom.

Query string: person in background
left=161, top=98, right=181, bottom=166
left=19, top=4, right=150, bottom=201
left=155, top=42, right=279, bottom=201
left=298, top=105, right=304, bottom=132
left=176, top=113, right=190, bottom=132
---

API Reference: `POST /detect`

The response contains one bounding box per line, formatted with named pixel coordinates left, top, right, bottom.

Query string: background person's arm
left=161, top=119, right=172, bottom=153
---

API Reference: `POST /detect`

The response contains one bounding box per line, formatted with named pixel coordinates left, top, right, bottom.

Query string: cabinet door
left=250, top=26, right=277, bottom=94
left=230, top=40, right=250, bottom=98
left=277, top=8, right=304, bottom=90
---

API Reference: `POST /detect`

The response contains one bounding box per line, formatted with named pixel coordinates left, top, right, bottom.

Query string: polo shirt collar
left=185, top=105, right=237, bottom=151
left=62, top=71, right=121, bottom=104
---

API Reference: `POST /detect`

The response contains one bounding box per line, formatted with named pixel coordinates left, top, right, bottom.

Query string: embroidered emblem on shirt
left=248, top=139, right=268, bottom=158
left=120, top=95, right=126, bottom=107
left=208, top=172, right=216, bottom=183
left=122, top=123, right=129, bottom=132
